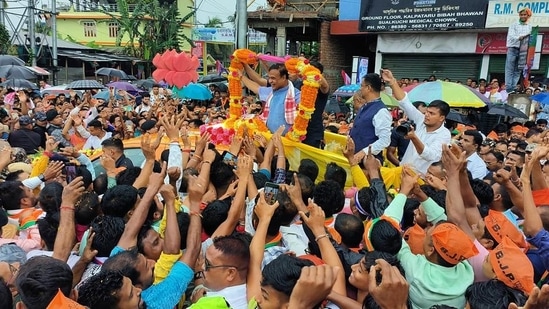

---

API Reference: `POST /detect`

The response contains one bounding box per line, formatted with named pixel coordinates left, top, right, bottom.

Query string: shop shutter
left=382, top=54, right=482, bottom=84
left=488, top=54, right=548, bottom=77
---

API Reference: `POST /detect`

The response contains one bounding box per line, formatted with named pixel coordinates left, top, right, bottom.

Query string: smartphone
left=264, top=182, right=279, bottom=205
left=525, top=143, right=537, bottom=153
left=221, top=151, right=238, bottom=167
left=64, top=164, right=77, bottom=183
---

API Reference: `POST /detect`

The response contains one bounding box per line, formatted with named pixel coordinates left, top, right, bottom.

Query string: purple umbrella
left=107, top=81, right=139, bottom=92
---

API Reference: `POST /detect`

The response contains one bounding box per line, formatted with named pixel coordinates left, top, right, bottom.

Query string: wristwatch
left=38, top=174, right=45, bottom=182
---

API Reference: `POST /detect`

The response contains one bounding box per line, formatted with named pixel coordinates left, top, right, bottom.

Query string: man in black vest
left=349, top=74, right=392, bottom=163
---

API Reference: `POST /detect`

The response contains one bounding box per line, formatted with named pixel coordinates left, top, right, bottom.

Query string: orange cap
left=47, top=289, right=87, bottom=309
left=403, top=224, right=426, bottom=255
left=489, top=237, right=534, bottom=294
left=484, top=210, right=528, bottom=250
left=431, top=223, right=479, bottom=265
left=511, top=125, right=528, bottom=134
left=45, top=94, right=56, bottom=100
left=487, top=131, right=498, bottom=140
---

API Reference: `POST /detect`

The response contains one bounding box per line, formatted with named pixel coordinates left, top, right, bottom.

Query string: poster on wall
left=351, top=56, right=369, bottom=84
left=359, top=0, right=489, bottom=32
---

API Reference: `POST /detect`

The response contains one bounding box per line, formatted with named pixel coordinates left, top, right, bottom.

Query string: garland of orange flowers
left=226, top=49, right=322, bottom=141
left=284, top=58, right=321, bottom=142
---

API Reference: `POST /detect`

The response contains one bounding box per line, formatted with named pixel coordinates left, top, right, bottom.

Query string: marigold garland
left=222, top=49, right=323, bottom=143
left=284, top=58, right=322, bottom=142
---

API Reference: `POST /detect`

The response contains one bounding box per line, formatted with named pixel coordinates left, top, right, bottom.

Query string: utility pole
left=0, top=1, right=5, bottom=28
left=51, top=0, right=57, bottom=85
left=28, top=0, right=36, bottom=66
left=236, top=0, right=247, bottom=49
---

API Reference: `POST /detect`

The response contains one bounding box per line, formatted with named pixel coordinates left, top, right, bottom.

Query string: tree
left=101, top=0, right=146, bottom=58
left=205, top=17, right=223, bottom=28
left=0, top=23, right=9, bottom=54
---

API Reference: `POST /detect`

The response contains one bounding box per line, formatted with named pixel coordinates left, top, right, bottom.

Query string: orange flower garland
left=285, top=58, right=322, bottom=142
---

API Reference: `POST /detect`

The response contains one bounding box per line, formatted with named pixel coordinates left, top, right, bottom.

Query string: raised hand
left=254, top=191, right=280, bottom=222
left=369, top=259, right=409, bottom=309
left=62, top=176, right=85, bottom=206
left=399, top=166, right=419, bottom=196
left=42, top=161, right=64, bottom=181
left=299, top=199, right=326, bottom=237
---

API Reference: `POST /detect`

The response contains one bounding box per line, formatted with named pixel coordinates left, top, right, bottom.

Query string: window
left=108, top=22, right=119, bottom=38
left=82, top=21, right=97, bottom=37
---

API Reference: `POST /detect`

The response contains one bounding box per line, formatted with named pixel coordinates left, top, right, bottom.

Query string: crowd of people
left=0, top=62, right=549, bottom=309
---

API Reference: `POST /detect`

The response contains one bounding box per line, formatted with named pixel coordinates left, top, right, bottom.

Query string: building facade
left=327, top=0, right=549, bottom=84
left=56, top=0, right=194, bottom=51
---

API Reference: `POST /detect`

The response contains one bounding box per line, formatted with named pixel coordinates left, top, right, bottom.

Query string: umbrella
left=488, top=103, right=528, bottom=119
left=198, top=74, right=227, bottom=84
left=66, top=80, right=104, bottom=90
left=93, top=90, right=122, bottom=101
left=215, top=82, right=228, bottom=92
left=333, top=84, right=360, bottom=96
left=0, top=55, right=25, bottom=66
left=106, top=81, right=139, bottom=92
left=95, top=68, right=130, bottom=79
left=345, top=92, right=399, bottom=107
left=407, top=81, right=488, bottom=108
left=0, top=65, right=36, bottom=79
left=0, top=79, right=38, bottom=89
left=531, top=93, right=549, bottom=105
left=172, top=83, right=212, bottom=100
left=134, top=79, right=156, bottom=90
left=446, top=110, right=471, bottom=125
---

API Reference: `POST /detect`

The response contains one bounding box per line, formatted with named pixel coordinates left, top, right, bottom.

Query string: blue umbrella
left=531, top=93, right=549, bottom=105
left=93, top=91, right=122, bottom=101
left=333, top=84, right=360, bottom=96
left=172, top=83, right=212, bottom=100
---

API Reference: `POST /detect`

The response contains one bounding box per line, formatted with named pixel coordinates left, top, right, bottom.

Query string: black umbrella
left=134, top=78, right=156, bottom=89
left=0, top=79, right=38, bottom=89
left=488, top=103, right=528, bottom=119
left=215, top=82, right=228, bottom=92
left=0, top=55, right=25, bottom=66
left=0, top=65, right=35, bottom=79
left=65, top=80, right=104, bottom=90
left=198, top=74, right=227, bottom=84
left=95, top=68, right=130, bottom=79
left=446, top=110, right=471, bottom=125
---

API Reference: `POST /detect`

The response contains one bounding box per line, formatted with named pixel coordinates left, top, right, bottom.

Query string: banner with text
left=359, top=0, right=488, bottom=32
left=486, top=1, right=549, bottom=28
left=476, top=32, right=549, bottom=53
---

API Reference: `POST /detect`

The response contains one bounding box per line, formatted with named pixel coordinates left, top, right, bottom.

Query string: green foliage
left=101, top=0, right=196, bottom=60
left=85, top=41, right=101, bottom=49
left=0, top=23, right=10, bottom=54
left=205, top=17, right=223, bottom=28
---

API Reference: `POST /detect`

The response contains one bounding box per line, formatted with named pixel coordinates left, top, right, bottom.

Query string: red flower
left=304, top=59, right=310, bottom=64
left=314, top=75, right=320, bottom=81
left=232, top=71, right=238, bottom=77
left=230, top=55, right=235, bottom=60
left=299, top=110, right=305, bottom=115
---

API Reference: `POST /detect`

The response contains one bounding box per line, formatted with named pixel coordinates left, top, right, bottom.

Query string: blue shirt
left=527, top=229, right=549, bottom=283
left=110, top=246, right=194, bottom=309
left=258, top=85, right=301, bottom=135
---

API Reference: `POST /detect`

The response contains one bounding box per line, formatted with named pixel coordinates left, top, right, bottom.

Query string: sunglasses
left=204, top=257, right=238, bottom=272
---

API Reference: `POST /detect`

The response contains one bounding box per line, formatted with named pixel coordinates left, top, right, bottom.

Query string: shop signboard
left=358, top=0, right=488, bottom=32
left=476, top=32, right=548, bottom=54
left=486, top=1, right=549, bottom=28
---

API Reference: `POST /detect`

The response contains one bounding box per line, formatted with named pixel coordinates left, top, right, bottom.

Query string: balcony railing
left=58, top=1, right=138, bottom=13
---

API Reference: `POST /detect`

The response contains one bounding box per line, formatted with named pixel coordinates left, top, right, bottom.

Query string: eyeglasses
left=204, top=258, right=238, bottom=271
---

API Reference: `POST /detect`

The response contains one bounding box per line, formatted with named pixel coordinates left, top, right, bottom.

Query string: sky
left=195, top=0, right=264, bottom=26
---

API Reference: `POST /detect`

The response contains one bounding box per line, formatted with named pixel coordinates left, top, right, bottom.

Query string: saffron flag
left=341, top=70, right=351, bottom=85
left=523, top=26, right=539, bottom=88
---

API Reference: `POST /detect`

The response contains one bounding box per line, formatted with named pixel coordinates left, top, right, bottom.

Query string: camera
left=396, top=120, right=415, bottom=136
